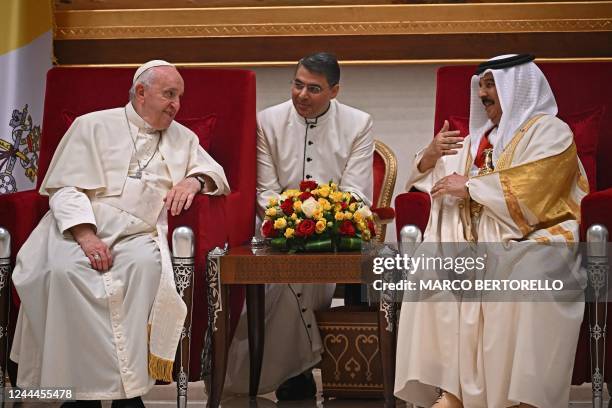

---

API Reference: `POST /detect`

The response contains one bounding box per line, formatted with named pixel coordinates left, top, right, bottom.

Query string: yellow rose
left=312, top=209, right=322, bottom=219
left=318, top=198, right=331, bottom=210
left=285, top=189, right=300, bottom=198
left=330, top=191, right=343, bottom=203
left=349, top=203, right=357, bottom=212
left=293, top=200, right=302, bottom=212
left=315, top=220, right=326, bottom=234
left=318, top=185, right=330, bottom=198
left=343, top=212, right=353, bottom=220
left=330, top=182, right=338, bottom=190
left=335, top=212, right=344, bottom=221
left=268, top=198, right=278, bottom=207
left=354, top=212, right=363, bottom=222
left=265, top=207, right=277, bottom=217
left=291, top=213, right=298, bottom=220
left=284, top=228, right=295, bottom=239
left=342, top=192, right=351, bottom=201
left=357, top=220, right=367, bottom=231
left=274, top=218, right=287, bottom=229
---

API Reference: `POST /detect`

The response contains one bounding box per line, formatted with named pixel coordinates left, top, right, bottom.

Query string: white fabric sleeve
left=256, top=122, right=283, bottom=219
left=339, top=114, right=374, bottom=207
left=405, top=147, right=435, bottom=192
left=49, top=187, right=97, bottom=234
left=185, top=139, right=230, bottom=196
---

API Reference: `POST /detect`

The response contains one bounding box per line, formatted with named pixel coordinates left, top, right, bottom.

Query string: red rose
left=261, top=220, right=277, bottom=238
left=280, top=199, right=294, bottom=216
left=341, top=202, right=348, bottom=210
left=296, top=219, right=316, bottom=237
left=299, top=191, right=312, bottom=201
left=339, top=220, right=356, bottom=237
left=368, top=220, right=377, bottom=236
left=300, top=180, right=318, bottom=192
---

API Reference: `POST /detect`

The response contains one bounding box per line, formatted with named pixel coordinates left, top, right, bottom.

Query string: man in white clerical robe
left=11, top=60, right=229, bottom=407
left=224, top=52, right=373, bottom=399
left=394, top=55, right=589, bottom=408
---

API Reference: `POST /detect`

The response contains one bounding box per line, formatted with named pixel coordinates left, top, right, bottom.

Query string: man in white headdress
left=224, top=52, right=373, bottom=400
left=10, top=60, right=229, bottom=407
left=394, top=55, right=589, bottom=408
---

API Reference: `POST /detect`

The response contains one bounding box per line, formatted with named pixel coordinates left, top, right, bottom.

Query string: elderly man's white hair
left=128, top=59, right=175, bottom=102
left=468, top=54, right=558, bottom=163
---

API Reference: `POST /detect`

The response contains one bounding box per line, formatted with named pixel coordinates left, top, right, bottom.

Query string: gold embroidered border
left=577, top=174, right=590, bottom=193
left=499, top=174, right=532, bottom=237
left=547, top=224, right=576, bottom=242
left=495, top=115, right=544, bottom=171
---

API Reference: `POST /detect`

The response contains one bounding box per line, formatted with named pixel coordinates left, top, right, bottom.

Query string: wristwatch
left=192, top=174, right=206, bottom=191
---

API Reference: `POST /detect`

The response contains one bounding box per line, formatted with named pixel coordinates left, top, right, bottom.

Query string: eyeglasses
left=291, top=80, right=326, bottom=95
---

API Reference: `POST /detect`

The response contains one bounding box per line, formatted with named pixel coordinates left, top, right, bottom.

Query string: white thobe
left=394, top=115, right=589, bottom=408
left=224, top=99, right=374, bottom=394
left=11, top=103, right=229, bottom=399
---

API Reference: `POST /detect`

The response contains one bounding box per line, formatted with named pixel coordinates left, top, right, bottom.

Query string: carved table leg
left=378, top=296, right=397, bottom=408
left=587, top=225, right=609, bottom=408
left=247, top=284, right=265, bottom=397
left=0, top=227, right=11, bottom=391
left=205, top=246, right=230, bottom=408
left=172, top=227, right=195, bottom=408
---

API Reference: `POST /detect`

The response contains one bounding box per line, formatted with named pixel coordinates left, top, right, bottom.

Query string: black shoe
left=61, top=401, right=102, bottom=408
left=111, top=396, right=145, bottom=408
left=275, top=371, right=317, bottom=401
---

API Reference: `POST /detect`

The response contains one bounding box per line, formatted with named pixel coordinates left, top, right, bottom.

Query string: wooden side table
left=203, top=245, right=398, bottom=408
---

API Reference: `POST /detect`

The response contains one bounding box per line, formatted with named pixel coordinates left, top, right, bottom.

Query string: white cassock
left=394, top=114, right=589, bottom=408
left=224, top=98, right=374, bottom=394
left=11, top=103, right=229, bottom=400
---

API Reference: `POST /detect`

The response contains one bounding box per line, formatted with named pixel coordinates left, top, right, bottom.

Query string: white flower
left=301, top=197, right=321, bottom=218
left=355, top=205, right=372, bottom=219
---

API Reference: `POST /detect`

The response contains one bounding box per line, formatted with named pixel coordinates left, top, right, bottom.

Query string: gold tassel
left=148, top=352, right=174, bottom=382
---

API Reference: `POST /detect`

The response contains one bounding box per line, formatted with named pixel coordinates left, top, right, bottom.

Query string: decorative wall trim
left=57, top=57, right=612, bottom=68
left=55, top=2, right=612, bottom=40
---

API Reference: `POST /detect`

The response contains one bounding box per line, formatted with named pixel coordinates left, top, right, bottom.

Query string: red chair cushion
left=564, top=107, right=604, bottom=192
left=61, top=110, right=217, bottom=152
left=444, top=107, right=603, bottom=192
left=373, top=150, right=385, bottom=207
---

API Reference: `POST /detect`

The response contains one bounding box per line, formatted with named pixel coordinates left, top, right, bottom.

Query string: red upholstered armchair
left=395, top=62, right=612, bottom=402
left=0, top=67, right=255, bottom=403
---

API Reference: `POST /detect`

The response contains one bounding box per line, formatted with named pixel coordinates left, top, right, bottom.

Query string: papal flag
left=0, top=0, right=52, bottom=194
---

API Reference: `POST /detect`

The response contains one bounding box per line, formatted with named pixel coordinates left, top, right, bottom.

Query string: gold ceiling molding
left=59, top=58, right=612, bottom=68
left=54, top=2, right=612, bottom=40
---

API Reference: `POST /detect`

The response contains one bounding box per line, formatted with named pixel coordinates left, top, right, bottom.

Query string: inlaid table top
left=218, top=245, right=374, bottom=284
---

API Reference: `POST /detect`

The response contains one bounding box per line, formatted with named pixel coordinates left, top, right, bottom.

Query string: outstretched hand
left=418, top=120, right=463, bottom=172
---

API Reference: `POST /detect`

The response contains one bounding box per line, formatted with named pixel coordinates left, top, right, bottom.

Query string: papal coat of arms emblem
left=0, top=104, right=40, bottom=194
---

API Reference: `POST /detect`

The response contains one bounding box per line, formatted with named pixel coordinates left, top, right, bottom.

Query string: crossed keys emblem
left=0, top=104, right=40, bottom=194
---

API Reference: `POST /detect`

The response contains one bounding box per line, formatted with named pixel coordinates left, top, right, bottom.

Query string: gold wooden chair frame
left=374, top=139, right=398, bottom=242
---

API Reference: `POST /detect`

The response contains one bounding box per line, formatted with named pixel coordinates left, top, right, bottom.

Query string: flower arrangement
left=261, top=180, right=377, bottom=252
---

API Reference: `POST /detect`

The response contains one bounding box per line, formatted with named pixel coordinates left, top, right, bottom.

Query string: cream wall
left=251, top=64, right=441, bottom=241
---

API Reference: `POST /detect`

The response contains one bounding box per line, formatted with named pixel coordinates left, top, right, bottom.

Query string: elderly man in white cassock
left=10, top=60, right=229, bottom=408
left=224, top=52, right=373, bottom=400
left=394, top=55, right=588, bottom=408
